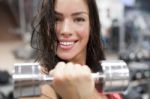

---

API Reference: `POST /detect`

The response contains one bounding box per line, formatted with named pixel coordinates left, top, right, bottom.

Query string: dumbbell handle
left=13, top=72, right=104, bottom=81
left=13, top=60, right=130, bottom=98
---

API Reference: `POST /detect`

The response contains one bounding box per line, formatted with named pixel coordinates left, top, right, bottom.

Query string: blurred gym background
left=0, top=0, right=149, bottom=99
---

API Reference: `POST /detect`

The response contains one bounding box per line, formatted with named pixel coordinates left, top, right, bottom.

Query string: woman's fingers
left=49, top=62, right=96, bottom=99
left=50, top=62, right=92, bottom=78
left=49, top=62, right=65, bottom=76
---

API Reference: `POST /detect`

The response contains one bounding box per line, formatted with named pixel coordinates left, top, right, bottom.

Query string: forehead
left=55, top=0, right=88, bottom=13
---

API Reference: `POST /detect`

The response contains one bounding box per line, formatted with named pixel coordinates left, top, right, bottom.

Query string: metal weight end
left=13, top=63, right=41, bottom=98
left=100, top=60, right=130, bottom=94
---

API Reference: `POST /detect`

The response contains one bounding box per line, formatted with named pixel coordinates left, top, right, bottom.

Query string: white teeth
left=60, top=42, right=74, bottom=46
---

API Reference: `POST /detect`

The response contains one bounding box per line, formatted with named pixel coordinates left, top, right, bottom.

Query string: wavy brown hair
left=31, top=0, right=105, bottom=73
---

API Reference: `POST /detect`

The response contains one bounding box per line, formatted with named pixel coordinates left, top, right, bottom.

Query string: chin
left=57, top=54, right=73, bottom=61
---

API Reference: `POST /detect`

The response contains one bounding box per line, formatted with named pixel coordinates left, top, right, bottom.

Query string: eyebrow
left=54, top=11, right=62, bottom=16
left=54, top=11, right=88, bottom=17
left=72, top=12, right=88, bottom=16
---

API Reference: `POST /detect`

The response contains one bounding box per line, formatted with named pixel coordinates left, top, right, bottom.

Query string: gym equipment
left=13, top=60, right=130, bottom=98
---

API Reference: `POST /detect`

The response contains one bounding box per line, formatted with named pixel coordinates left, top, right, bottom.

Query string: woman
left=29, top=0, right=121, bottom=99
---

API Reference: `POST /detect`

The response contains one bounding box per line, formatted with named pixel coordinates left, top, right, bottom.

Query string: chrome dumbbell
left=13, top=60, right=130, bottom=98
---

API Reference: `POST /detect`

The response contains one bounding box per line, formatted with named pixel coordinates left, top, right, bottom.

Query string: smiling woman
left=55, top=0, right=90, bottom=63
left=32, top=0, right=104, bottom=75
left=29, top=0, right=121, bottom=99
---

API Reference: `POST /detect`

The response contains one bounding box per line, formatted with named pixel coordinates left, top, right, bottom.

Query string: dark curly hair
left=31, top=0, right=105, bottom=73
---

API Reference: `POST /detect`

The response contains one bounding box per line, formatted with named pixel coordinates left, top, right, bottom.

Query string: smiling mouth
left=58, top=40, right=78, bottom=50
left=59, top=41, right=75, bottom=46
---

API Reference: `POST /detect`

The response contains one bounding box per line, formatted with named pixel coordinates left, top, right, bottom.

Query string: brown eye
left=74, top=17, right=85, bottom=23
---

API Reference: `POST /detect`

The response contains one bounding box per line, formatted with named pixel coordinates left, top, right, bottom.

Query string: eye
left=74, top=17, right=85, bottom=23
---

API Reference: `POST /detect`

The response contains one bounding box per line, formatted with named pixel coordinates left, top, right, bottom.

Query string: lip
left=58, top=38, right=78, bottom=42
left=57, top=40, right=78, bottom=50
left=58, top=38, right=78, bottom=44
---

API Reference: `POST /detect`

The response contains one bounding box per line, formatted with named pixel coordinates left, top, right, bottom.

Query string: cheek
left=78, top=26, right=90, bottom=40
left=55, top=25, right=60, bottom=35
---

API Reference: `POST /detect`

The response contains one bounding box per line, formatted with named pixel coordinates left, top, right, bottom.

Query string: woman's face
left=55, top=0, right=90, bottom=64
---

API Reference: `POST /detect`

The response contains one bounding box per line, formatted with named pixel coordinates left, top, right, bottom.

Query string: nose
left=60, top=19, right=73, bottom=37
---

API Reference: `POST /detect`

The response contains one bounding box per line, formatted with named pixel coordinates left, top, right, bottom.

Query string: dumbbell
left=13, top=60, right=130, bottom=98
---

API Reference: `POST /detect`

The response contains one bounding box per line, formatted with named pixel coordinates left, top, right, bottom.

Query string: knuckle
left=82, top=65, right=91, bottom=72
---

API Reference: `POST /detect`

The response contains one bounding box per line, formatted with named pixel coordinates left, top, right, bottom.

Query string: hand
left=50, top=62, right=95, bottom=99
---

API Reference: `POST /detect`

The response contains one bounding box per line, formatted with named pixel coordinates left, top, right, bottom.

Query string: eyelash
left=55, top=16, right=85, bottom=23
left=74, top=17, right=85, bottom=22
